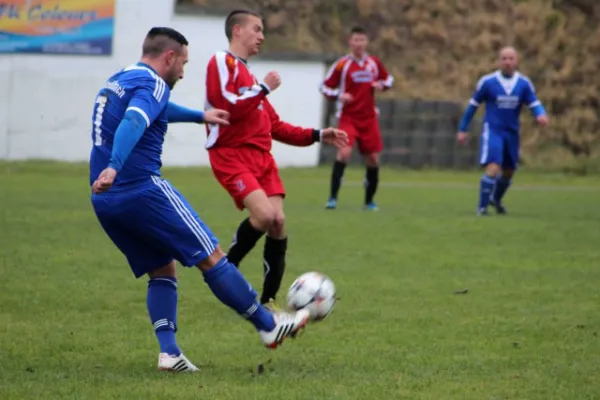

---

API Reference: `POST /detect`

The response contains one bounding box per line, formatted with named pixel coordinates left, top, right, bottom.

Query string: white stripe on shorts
left=151, top=176, right=215, bottom=254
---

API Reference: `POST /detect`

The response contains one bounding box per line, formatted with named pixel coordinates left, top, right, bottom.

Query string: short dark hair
left=349, top=26, right=367, bottom=36
left=142, top=27, right=188, bottom=58
left=225, top=9, right=262, bottom=41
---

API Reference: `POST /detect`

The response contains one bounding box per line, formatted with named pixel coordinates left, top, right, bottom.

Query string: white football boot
left=157, top=352, right=199, bottom=372
left=259, top=309, right=310, bottom=349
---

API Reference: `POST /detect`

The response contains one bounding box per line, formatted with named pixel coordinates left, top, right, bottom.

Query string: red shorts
left=338, top=114, right=383, bottom=154
left=208, top=147, right=285, bottom=210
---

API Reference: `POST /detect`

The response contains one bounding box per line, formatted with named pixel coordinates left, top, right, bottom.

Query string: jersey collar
left=349, top=53, right=369, bottom=66
left=225, top=50, right=248, bottom=65
left=136, top=61, right=158, bottom=74
left=494, top=70, right=521, bottom=95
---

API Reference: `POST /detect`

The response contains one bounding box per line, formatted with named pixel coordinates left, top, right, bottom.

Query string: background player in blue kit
left=457, top=46, right=549, bottom=216
left=89, top=27, right=311, bottom=372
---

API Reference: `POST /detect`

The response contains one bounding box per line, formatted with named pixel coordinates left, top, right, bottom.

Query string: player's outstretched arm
left=265, top=100, right=348, bottom=148
left=265, top=99, right=319, bottom=146
left=166, top=102, right=230, bottom=125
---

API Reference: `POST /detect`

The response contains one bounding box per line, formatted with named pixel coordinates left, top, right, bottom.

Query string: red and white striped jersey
left=320, top=54, right=393, bottom=119
left=204, top=51, right=316, bottom=151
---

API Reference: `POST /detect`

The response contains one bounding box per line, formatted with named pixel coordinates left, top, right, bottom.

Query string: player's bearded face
left=165, top=46, right=188, bottom=89
left=500, top=53, right=517, bottom=75
left=240, top=16, right=264, bottom=56
left=349, top=34, right=368, bottom=57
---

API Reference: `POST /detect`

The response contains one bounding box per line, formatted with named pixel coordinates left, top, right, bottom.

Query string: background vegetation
left=177, top=0, right=600, bottom=173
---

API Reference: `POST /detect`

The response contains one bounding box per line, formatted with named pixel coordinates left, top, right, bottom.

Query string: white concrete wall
left=0, top=0, right=327, bottom=167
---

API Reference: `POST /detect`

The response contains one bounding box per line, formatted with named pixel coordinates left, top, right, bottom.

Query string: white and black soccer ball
left=287, top=272, right=336, bottom=321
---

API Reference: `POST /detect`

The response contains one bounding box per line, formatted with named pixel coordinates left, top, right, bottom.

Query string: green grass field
left=1, top=161, right=600, bottom=400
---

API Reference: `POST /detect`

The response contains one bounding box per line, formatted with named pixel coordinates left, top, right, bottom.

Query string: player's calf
left=262, top=234, right=287, bottom=304
left=327, top=147, right=352, bottom=207
left=147, top=261, right=181, bottom=358
left=490, top=169, right=513, bottom=214
left=478, top=162, right=501, bottom=213
left=261, top=196, right=287, bottom=304
left=363, top=152, right=380, bottom=209
left=227, top=190, right=274, bottom=267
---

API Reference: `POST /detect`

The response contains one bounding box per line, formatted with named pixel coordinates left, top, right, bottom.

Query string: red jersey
left=205, top=51, right=318, bottom=152
left=320, top=54, right=393, bottom=119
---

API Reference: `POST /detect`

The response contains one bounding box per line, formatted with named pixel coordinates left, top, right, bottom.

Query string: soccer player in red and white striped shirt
left=204, top=10, right=347, bottom=306
left=320, top=26, right=393, bottom=211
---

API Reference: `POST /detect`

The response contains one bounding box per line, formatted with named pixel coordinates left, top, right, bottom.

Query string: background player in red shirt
left=204, top=10, right=348, bottom=306
left=320, top=26, right=394, bottom=211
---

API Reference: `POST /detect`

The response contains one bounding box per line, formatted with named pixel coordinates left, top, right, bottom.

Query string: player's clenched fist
left=339, top=92, right=353, bottom=104
left=456, top=131, right=469, bottom=145
left=263, top=71, right=281, bottom=91
left=204, top=109, right=230, bottom=125
left=92, top=167, right=117, bottom=194
left=536, top=115, right=549, bottom=128
left=320, top=127, right=349, bottom=148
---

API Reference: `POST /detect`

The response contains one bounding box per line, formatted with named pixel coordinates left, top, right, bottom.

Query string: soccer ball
left=286, top=272, right=336, bottom=321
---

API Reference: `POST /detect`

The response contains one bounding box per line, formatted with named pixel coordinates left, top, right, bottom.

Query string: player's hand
left=536, top=115, right=549, bottom=128
left=339, top=93, right=353, bottom=104
left=320, top=127, right=348, bottom=148
left=204, top=109, right=230, bottom=125
left=263, top=71, right=281, bottom=92
left=92, top=167, right=117, bottom=194
left=372, top=81, right=385, bottom=91
left=456, top=132, right=469, bottom=145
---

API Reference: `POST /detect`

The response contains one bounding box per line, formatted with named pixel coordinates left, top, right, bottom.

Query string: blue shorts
left=91, top=176, right=219, bottom=278
left=479, top=124, right=520, bottom=170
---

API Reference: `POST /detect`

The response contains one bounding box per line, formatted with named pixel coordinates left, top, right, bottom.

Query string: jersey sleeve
left=320, top=58, right=345, bottom=100
left=126, top=74, right=170, bottom=127
left=470, top=76, right=488, bottom=107
left=265, top=99, right=318, bottom=147
left=522, top=77, right=546, bottom=117
left=373, top=56, right=394, bottom=90
left=205, top=52, right=268, bottom=122
left=458, top=76, right=486, bottom=132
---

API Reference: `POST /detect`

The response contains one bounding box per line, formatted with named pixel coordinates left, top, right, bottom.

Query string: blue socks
left=479, top=175, right=496, bottom=210
left=203, top=257, right=276, bottom=332
left=147, top=277, right=181, bottom=356
left=493, top=176, right=511, bottom=204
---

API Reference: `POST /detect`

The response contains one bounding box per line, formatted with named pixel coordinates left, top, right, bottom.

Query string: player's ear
left=164, top=50, right=175, bottom=66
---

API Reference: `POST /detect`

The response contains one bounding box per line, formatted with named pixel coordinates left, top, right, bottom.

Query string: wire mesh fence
left=319, top=99, right=484, bottom=169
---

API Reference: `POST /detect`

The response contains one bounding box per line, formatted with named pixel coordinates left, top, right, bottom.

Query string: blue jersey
left=89, top=62, right=170, bottom=187
left=464, top=70, right=544, bottom=134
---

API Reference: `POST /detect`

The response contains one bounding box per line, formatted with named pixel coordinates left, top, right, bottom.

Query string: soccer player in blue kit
left=457, top=46, right=549, bottom=215
left=89, top=27, right=310, bottom=372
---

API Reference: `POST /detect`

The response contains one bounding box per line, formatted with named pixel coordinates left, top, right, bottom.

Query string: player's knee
left=485, top=163, right=501, bottom=177
left=196, top=245, right=226, bottom=272
left=268, top=212, right=286, bottom=238
left=148, top=260, right=177, bottom=279
left=336, top=147, right=352, bottom=163
left=249, top=204, right=277, bottom=231
left=364, top=153, right=379, bottom=167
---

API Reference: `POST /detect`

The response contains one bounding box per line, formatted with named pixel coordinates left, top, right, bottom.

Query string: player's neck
left=228, top=43, right=250, bottom=62
left=351, top=51, right=366, bottom=60
left=139, top=57, right=164, bottom=75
